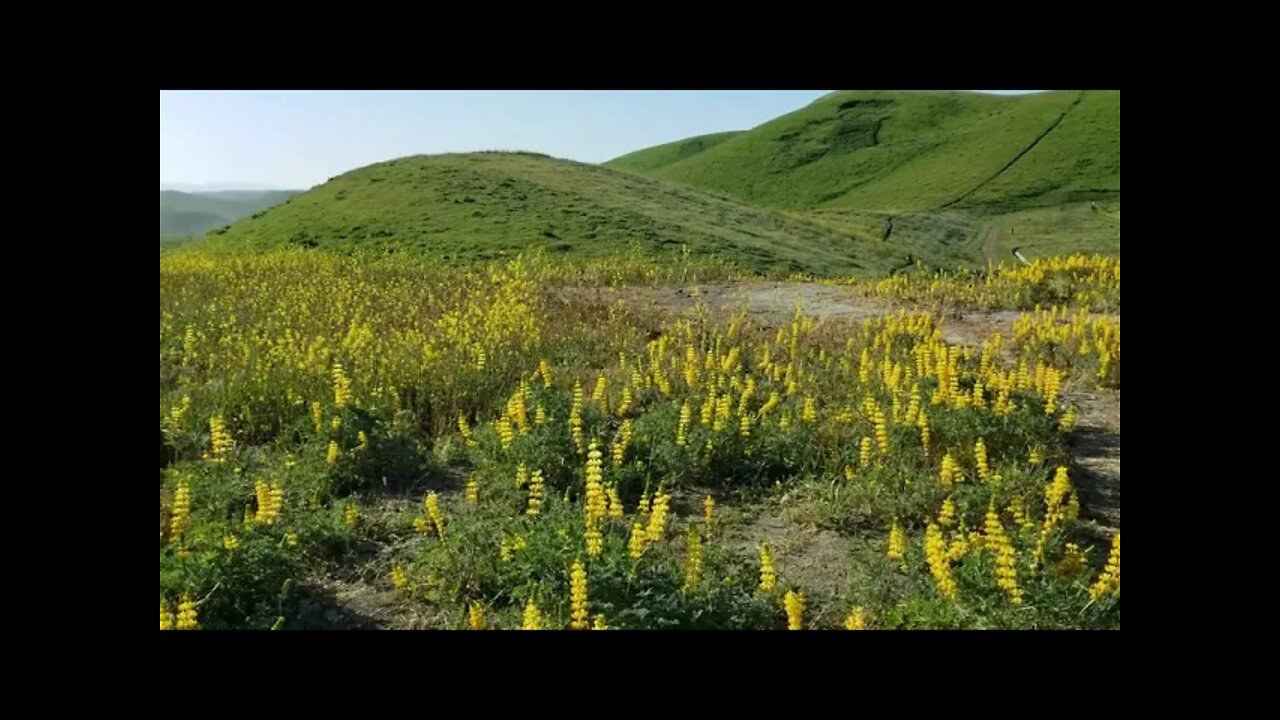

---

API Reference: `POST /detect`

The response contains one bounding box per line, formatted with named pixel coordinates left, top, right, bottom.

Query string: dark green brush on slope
left=202, top=152, right=949, bottom=276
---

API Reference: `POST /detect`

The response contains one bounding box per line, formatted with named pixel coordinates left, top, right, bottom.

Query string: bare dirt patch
left=721, top=508, right=858, bottom=607
left=1063, top=390, right=1120, bottom=530
left=558, top=281, right=1093, bottom=349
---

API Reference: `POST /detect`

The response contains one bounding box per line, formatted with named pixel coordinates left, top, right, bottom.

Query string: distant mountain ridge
left=160, top=189, right=299, bottom=237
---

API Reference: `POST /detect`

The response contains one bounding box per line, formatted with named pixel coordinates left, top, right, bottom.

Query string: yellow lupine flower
left=683, top=529, right=703, bottom=592
left=844, top=607, right=867, bottom=630
left=209, top=415, right=233, bottom=462
left=425, top=492, right=444, bottom=537
left=759, top=542, right=777, bottom=592
left=924, top=522, right=958, bottom=600
left=468, top=602, right=487, bottom=630
left=887, top=520, right=906, bottom=563
left=1089, top=533, right=1121, bottom=601
left=176, top=594, right=199, bottom=630
left=569, top=560, right=590, bottom=630
left=783, top=590, right=805, bottom=630
left=522, top=600, right=544, bottom=630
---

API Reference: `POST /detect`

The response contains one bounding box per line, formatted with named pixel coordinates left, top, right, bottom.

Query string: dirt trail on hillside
left=295, top=470, right=466, bottom=629
left=566, top=281, right=1057, bottom=347
left=1062, top=390, right=1120, bottom=530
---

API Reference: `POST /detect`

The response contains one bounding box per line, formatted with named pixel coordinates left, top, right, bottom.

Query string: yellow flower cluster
left=169, top=477, right=191, bottom=540
left=683, top=529, right=703, bottom=592
left=468, top=602, right=487, bottom=630
left=163, top=396, right=191, bottom=440
left=390, top=564, right=408, bottom=590
left=254, top=480, right=284, bottom=524
left=606, top=485, right=624, bottom=518
left=984, top=502, right=1022, bottom=604
left=526, top=470, right=544, bottom=516
left=783, top=590, right=805, bottom=630
left=1089, top=533, right=1120, bottom=601
left=584, top=442, right=607, bottom=558
left=499, top=533, right=528, bottom=562
left=208, top=415, right=233, bottom=462
left=569, top=380, right=585, bottom=454
left=843, top=607, right=867, bottom=630
left=760, top=542, right=777, bottom=591
left=628, top=521, right=648, bottom=559
left=569, top=560, right=590, bottom=630
left=612, top=419, right=633, bottom=468
left=938, top=497, right=956, bottom=528
left=939, top=452, right=959, bottom=487
left=846, top=254, right=1119, bottom=313
left=522, top=600, right=543, bottom=630
left=974, top=439, right=989, bottom=482
left=887, top=520, right=906, bottom=563
left=332, top=361, right=352, bottom=408
left=676, top=401, right=691, bottom=447
left=425, top=492, right=445, bottom=538
left=924, top=522, right=958, bottom=600
left=646, top=492, right=671, bottom=544
left=176, top=594, right=199, bottom=630
left=1054, top=543, right=1089, bottom=577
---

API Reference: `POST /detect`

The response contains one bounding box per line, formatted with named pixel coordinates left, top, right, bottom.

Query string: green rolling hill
left=606, top=132, right=744, bottom=174
left=201, top=152, right=947, bottom=276
left=605, top=90, right=1119, bottom=264
left=605, top=90, right=1118, bottom=214
left=178, top=91, right=1118, bottom=273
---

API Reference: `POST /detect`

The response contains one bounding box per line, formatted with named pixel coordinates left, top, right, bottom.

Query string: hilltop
left=178, top=91, right=1118, bottom=271
left=606, top=131, right=744, bottom=174
left=160, top=189, right=298, bottom=237
left=604, top=90, right=1119, bottom=263
left=605, top=90, right=1118, bottom=214
left=204, top=152, right=946, bottom=276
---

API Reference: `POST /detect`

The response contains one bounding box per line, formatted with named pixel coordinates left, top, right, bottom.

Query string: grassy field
left=204, top=152, right=949, bottom=276
left=962, top=92, right=1120, bottom=211
left=600, top=91, right=1119, bottom=266
left=988, top=202, right=1121, bottom=260
left=160, top=91, right=1119, bottom=631
left=606, top=132, right=744, bottom=174
left=799, top=209, right=988, bottom=269
left=160, top=249, right=1120, bottom=630
left=606, top=91, right=1119, bottom=215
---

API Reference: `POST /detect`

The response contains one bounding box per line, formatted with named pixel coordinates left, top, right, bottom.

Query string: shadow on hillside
left=290, top=584, right=387, bottom=630
left=1069, top=425, right=1121, bottom=530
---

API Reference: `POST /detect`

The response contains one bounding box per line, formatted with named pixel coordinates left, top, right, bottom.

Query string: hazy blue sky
left=160, top=90, right=1043, bottom=190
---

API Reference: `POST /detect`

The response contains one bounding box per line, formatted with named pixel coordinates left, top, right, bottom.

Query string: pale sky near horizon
left=160, top=90, right=1044, bottom=190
